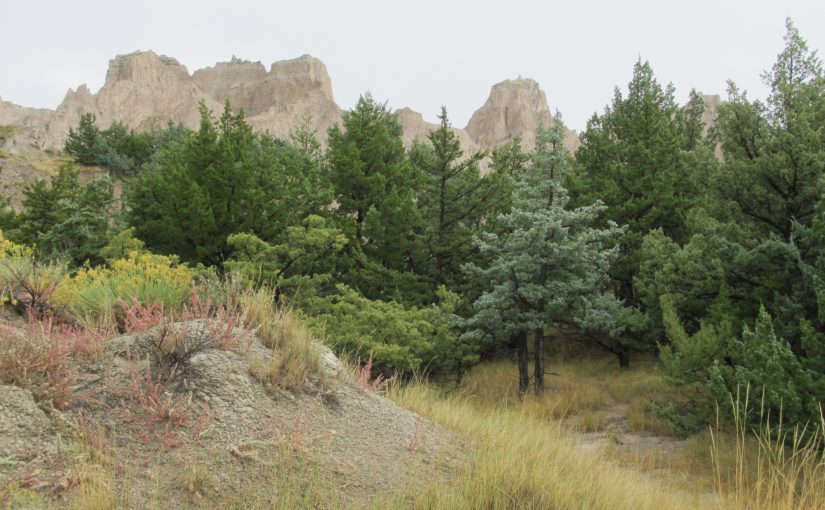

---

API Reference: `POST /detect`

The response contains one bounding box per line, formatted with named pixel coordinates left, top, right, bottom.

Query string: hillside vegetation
left=1, top=18, right=825, bottom=509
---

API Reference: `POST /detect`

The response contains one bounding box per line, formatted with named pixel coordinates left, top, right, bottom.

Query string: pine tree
left=411, top=107, right=510, bottom=294
left=17, top=163, right=113, bottom=264
left=461, top=120, right=624, bottom=394
left=127, top=101, right=332, bottom=266
left=326, top=94, right=412, bottom=244
left=65, top=113, right=104, bottom=165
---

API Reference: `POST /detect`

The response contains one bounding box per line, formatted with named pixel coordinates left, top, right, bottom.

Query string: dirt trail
left=577, top=403, right=687, bottom=455
left=575, top=403, right=718, bottom=508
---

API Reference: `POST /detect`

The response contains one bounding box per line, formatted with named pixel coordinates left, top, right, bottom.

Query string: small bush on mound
left=54, top=251, right=193, bottom=325
left=0, top=255, right=67, bottom=313
left=0, top=324, right=74, bottom=409
left=0, top=234, right=66, bottom=313
left=120, top=293, right=253, bottom=369
left=204, top=281, right=320, bottom=389
left=249, top=312, right=320, bottom=389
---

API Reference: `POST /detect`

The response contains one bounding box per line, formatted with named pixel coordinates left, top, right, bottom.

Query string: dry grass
left=457, top=357, right=676, bottom=434
left=0, top=324, right=75, bottom=408
left=253, top=310, right=320, bottom=389
left=30, top=156, right=73, bottom=174
left=442, top=355, right=825, bottom=509
left=389, top=382, right=702, bottom=509
left=181, top=463, right=213, bottom=500
left=69, top=417, right=119, bottom=510
left=710, top=394, right=825, bottom=510
left=236, top=286, right=321, bottom=389
left=627, top=398, right=673, bottom=436
left=577, top=409, right=609, bottom=432
left=71, top=465, right=116, bottom=510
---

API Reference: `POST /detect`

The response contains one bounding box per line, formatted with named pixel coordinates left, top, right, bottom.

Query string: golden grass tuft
left=236, top=286, right=321, bottom=389
left=710, top=394, right=825, bottom=510
left=30, top=156, right=73, bottom=174
left=71, top=465, right=116, bottom=510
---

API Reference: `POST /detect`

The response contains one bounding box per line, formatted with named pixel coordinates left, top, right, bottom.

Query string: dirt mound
left=0, top=321, right=462, bottom=508
left=0, top=385, right=57, bottom=476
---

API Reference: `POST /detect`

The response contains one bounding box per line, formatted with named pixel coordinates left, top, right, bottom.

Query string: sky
left=1, top=0, right=824, bottom=133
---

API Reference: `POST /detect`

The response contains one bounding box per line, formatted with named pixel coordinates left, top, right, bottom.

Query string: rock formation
left=466, top=78, right=580, bottom=153
left=395, top=107, right=481, bottom=154
left=0, top=50, right=579, bottom=160
left=193, top=54, right=342, bottom=140
left=701, top=94, right=723, bottom=159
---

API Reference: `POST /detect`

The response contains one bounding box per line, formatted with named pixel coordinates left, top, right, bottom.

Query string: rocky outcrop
left=701, top=94, right=723, bottom=159
left=395, top=107, right=481, bottom=154
left=466, top=78, right=580, bottom=153
left=0, top=51, right=580, bottom=160
left=193, top=55, right=341, bottom=140
left=701, top=94, right=722, bottom=136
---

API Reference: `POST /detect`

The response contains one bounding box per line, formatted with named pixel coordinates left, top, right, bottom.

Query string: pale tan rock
left=193, top=54, right=341, bottom=141
left=396, top=107, right=481, bottom=154
left=701, top=94, right=722, bottom=136
left=700, top=94, right=723, bottom=159
left=465, top=78, right=580, bottom=153
left=1, top=52, right=585, bottom=162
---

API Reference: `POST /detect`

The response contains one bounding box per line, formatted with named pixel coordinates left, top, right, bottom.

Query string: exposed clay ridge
left=466, top=77, right=580, bottom=153
left=0, top=52, right=582, bottom=157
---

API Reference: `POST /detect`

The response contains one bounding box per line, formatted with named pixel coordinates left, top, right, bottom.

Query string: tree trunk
left=356, top=208, right=364, bottom=242
left=534, top=329, right=545, bottom=394
left=517, top=331, right=529, bottom=396
left=618, top=346, right=630, bottom=368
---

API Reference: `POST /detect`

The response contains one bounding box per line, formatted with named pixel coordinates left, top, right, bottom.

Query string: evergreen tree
left=411, top=107, right=510, bottom=294
left=461, top=121, right=624, bottom=394
left=326, top=94, right=426, bottom=302
left=652, top=20, right=825, bottom=434
left=16, top=163, right=113, bottom=265
left=226, top=215, right=349, bottom=299
left=127, top=101, right=332, bottom=266
left=326, top=93, right=412, bottom=244
left=709, top=19, right=825, bottom=342
left=64, top=113, right=106, bottom=165
left=572, top=60, right=712, bottom=356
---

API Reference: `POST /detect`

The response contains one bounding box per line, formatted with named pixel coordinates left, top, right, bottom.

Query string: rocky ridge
left=0, top=50, right=579, bottom=158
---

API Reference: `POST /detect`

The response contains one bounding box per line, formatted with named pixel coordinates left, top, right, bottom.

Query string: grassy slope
left=389, top=380, right=702, bottom=509
left=388, top=353, right=825, bottom=510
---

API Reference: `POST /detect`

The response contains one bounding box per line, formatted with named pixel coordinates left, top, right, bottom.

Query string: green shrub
left=303, top=284, right=471, bottom=378
left=0, top=125, right=15, bottom=140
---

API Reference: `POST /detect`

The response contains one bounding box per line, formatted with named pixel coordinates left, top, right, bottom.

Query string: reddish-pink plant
left=405, top=417, right=426, bottom=451
left=0, top=323, right=75, bottom=409
left=354, top=355, right=393, bottom=394
left=192, top=405, right=214, bottom=441
left=183, top=287, right=252, bottom=353
left=182, top=286, right=212, bottom=321
left=126, top=358, right=191, bottom=427
left=122, top=298, right=167, bottom=333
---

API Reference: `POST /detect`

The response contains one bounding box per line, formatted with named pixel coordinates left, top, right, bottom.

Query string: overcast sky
left=1, top=0, right=823, bottom=132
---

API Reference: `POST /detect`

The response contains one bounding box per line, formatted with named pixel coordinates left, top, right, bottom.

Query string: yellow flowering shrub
left=0, top=231, right=37, bottom=307
left=0, top=231, right=33, bottom=260
left=54, top=252, right=194, bottom=323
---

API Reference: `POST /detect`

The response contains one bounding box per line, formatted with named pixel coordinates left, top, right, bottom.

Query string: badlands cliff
left=0, top=50, right=579, bottom=157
